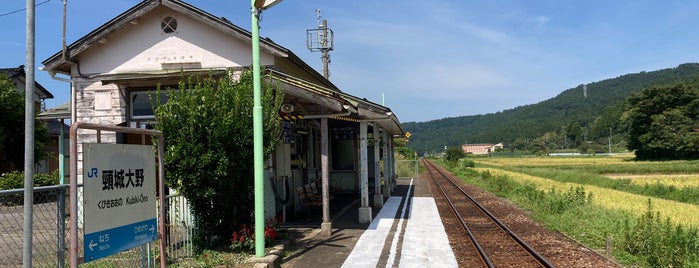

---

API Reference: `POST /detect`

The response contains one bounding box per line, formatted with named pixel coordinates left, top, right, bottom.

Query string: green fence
left=395, top=160, right=419, bottom=179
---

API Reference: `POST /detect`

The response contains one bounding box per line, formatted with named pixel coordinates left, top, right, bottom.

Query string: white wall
left=77, top=6, right=273, bottom=75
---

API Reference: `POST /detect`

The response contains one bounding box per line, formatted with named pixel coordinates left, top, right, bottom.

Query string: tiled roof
left=0, top=65, right=54, bottom=99
left=0, top=65, right=25, bottom=78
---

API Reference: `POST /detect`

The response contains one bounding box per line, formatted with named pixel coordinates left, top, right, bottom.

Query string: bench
left=295, top=182, right=335, bottom=218
left=296, top=185, right=322, bottom=208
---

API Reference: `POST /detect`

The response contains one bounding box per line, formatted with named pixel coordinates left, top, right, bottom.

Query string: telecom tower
left=306, top=10, right=334, bottom=79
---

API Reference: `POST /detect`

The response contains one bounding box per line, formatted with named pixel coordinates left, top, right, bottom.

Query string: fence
left=0, top=184, right=67, bottom=267
left=395, top=160, right=419, bottom=179
left=0, top=184, right=196, bottom=267
left=164, top=193, right=197, bottom=260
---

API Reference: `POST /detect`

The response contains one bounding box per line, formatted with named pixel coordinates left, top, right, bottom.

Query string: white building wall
left=69, top=5, right=278, bottom=184
left=76, top=6, right=273, bottom=75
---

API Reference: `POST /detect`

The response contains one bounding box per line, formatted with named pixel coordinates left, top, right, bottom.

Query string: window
left=130, top=91, right=168, bottom=119
left=331, top=127, right=356, bottom=171
left=161, top=17, right=177, bottom=34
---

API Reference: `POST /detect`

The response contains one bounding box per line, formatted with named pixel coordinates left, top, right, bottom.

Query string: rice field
left=476, top=167, right=699, bottom=228
left=481, top=154, right=635, bottom=167
left=451, top=156, right=699, bottom=267
left=475, top=155, right=699, bottom=188
left=470, top=156, right=699, bottom=227
left=605, top=174, right=699, bottom=188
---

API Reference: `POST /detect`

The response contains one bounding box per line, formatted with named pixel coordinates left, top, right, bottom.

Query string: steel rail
left=423, top=159, right=555, bottom=268
left=428, top=163, right=495, bottom=268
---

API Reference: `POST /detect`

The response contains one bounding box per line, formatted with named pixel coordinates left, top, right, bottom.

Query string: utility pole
left=608, top=127, right=612, bottom=155
left=306, top=9, right=334, bottom=79
left=24, top=0, right=36, bottom=266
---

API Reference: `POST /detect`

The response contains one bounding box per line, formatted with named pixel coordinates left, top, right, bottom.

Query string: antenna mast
left=306, top=9, right=334, bottom=79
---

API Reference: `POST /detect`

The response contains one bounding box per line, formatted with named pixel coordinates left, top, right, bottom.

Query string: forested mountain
left=403, top=63, right=699, bottom=155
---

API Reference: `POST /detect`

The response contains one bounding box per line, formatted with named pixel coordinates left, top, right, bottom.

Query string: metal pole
left=57, top=188, right=66, bottom=268
left=24, top=0, right=36, bottom=266
left=414, top=153, right=418, bottom=179
left=609, top=127, right=612, bottom=155
left=320, top=20, right=330, bottom=79
left=69, top=124, right=77, bottom=267
left=157, top=135, right=167, bottom=268
left=59, top=118, right=65, bottom=184
left=251, top=1, right=265, bottom=258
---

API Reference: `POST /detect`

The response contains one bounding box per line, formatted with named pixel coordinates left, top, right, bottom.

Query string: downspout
left=45, top=73, right=73, bottom=186
left=62, top=0, right=67, bottom=61
left=46, top=73, right=74, bottom=122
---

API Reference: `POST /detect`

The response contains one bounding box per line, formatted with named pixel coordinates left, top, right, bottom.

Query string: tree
left=566, top=122, right=584, bottom=148
left=154, top=70, right=283, bottom=249
left=0, top=74, right=47, bottom=172
left=622, top=83, right=699, bottom=160
left=444, top=146, right=465, bottom=163
left=394, top=145, right=417, bottom=160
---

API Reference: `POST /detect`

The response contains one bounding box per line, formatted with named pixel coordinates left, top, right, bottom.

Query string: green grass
left=443, top=161, right=699, bottom=267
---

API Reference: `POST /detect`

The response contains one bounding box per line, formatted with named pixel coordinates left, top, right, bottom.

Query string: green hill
left=404, top=63, right=699, bottom=155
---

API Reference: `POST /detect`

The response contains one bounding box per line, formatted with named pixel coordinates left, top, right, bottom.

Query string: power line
left=0, top=0, right=51, bottom=17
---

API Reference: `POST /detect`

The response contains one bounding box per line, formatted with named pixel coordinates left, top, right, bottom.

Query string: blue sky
left=3, top=1, right=699, bottom=123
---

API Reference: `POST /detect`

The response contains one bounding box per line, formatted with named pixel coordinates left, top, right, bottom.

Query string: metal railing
left=164, top=193, right=197, bottom=260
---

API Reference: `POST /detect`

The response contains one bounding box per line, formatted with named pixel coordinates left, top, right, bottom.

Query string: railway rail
left=422, top=159, right=555, bottom=268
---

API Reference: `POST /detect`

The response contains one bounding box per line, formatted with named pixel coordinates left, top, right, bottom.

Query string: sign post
left=82, top=143, right=157, bottom=262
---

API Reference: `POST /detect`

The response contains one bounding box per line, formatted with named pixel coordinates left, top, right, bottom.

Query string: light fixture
left=342, top=104, right=351, bottom=110
left=280, top=103, right=294, bottom=113
left=385, top=111, right=393, bottom=116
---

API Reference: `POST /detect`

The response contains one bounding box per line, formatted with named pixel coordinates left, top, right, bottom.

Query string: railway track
left=422, top=159, right=555, bottom=268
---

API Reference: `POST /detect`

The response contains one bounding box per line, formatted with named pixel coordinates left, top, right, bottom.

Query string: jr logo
left=87, top=168, right=99, bottom=178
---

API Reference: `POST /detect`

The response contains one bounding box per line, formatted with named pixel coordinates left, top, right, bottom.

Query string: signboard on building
left=83, top=143, right=157, bottom=262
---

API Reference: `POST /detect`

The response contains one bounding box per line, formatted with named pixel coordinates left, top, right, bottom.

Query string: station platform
left=279, top=177, right=457, bottom=267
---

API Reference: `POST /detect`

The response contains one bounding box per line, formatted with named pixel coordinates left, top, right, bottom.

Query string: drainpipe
left=46, top=72, right=75, bottom=122
left=47, top=72, right=73, bottom=185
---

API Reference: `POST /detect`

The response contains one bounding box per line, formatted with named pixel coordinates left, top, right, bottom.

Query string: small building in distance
left=0, top=65, right=55, bottom=173
left=462, top=143, right=503, bottom=155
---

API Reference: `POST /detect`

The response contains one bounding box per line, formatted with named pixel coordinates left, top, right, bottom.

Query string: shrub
left=540, top=186, right=593, bottom=214
left=154, top=70, right=283, bottom=250
left=0, top=170, right=59, bottom=190
left=623, top=200, right=699, bottom=267
left=0, top=171, right=60, bottom=205
left=460, top=159, right=475, bottom=168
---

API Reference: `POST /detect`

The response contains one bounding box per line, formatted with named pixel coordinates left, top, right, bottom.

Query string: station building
left=41, top=0, right=404, bottom=233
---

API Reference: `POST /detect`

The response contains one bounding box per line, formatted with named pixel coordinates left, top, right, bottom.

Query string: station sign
left=83, top=143, right=157, bottom=262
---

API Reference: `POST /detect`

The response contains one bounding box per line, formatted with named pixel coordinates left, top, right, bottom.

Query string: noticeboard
left=83, top=143, right=157, bottom=262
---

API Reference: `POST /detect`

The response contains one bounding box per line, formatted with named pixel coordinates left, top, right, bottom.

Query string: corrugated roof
left=38, top=101, right=70, bottom=120
left=45, top=119, right=71, bottom=136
